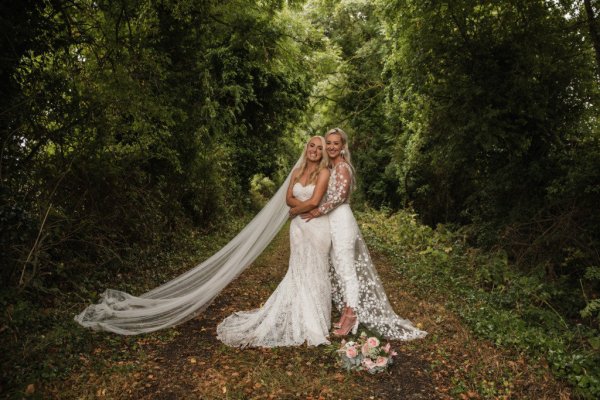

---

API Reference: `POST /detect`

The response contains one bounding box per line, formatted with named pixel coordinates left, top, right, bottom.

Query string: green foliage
left=360, top=209, right=600, bottom=398
left=304, top=0, right=401, bottom=207
left=375, top=0, right=600, bottom=290
left=249, top=173, right=277, bottom=209
left=381, top=0, right=595, bottom=222
left=581, top=266, right=600, bottom=325
left=1, top=0, right=318, bottom=289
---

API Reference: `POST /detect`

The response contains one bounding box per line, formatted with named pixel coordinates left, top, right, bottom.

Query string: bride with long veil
left=75, top=129, right=426, bottom=344
left=216, top=136, right=333, bottom=347
left=74, top=137, right=332, bottom=340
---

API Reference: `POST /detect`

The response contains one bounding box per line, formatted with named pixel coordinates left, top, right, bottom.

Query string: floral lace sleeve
left=318, top=162, right=352, bottom=215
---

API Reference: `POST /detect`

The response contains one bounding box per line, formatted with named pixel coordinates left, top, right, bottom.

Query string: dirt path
left=49, top=222, right=570, bottom=399
left=133, top=228, right=435, bottom=399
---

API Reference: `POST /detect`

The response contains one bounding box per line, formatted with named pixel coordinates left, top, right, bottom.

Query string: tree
left=305, top=0, right=401, bottom=207
left=1, top=0, right=318, bottom=288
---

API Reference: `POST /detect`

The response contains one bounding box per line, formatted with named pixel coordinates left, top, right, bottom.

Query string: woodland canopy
left=1, top=0, right=599, bottom=397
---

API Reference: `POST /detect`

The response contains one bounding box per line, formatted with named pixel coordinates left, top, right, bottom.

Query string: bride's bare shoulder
left=317, top=167, right=330, bottom=182
left=291, top=167, right=302, bottom=179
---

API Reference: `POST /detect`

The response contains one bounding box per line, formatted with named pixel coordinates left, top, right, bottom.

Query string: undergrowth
left=358, top=209, right=600, bottom=399
left=0, top=217, right=250, bottom=399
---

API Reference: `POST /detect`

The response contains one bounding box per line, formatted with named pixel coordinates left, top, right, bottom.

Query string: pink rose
left=362, top=358, right=376, bottom=369
left=383, top=343, right=391, bottom=353
left=361, top=342, right=371, bottom=356
left=375, top=356, right=388, bottom=367
left=345, top=346, right=358, bottom=359
left=367, top=337, right=380, bottom=347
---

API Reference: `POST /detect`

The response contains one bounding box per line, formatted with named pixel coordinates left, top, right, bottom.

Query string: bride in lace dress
left=293, top=128, right=427, bottom=340
left=216, top=136, right=334, bottom=348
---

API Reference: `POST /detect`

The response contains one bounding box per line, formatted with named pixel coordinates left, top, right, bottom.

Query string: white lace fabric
left=216, top=183, right=332, bottom=348
left=317, top=162, right=352, bottom=215
left=329, top=228, right=427, bottom=340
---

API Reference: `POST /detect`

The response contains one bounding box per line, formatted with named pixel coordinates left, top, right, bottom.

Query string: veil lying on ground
left=75, top=159, right=300, bottom=335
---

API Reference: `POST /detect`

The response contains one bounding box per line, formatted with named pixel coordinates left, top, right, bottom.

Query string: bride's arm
left=286, top=168, right=302, bottom=207
left=288, top=168, right=330, bottom=216
left=301, top=162, right=351, bottom=221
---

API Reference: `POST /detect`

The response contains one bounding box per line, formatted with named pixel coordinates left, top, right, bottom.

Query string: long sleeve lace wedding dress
left=318, top=162, right=427, bottom=340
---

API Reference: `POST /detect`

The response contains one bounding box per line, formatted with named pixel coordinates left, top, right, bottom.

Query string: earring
left=341, top=149, right=346, bottom=155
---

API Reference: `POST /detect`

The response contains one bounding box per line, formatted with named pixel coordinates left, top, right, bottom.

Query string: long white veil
left=75, top=150, right=427, bottom=341
left=75, top=159, right=300, bottom=335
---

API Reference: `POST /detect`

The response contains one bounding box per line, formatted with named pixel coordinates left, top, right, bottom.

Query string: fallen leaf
left=25, top=384, right=35, bottom=395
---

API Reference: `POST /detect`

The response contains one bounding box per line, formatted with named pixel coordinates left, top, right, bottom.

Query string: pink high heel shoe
left=333, top=306, right=350, bottom=329
left=333, top=310, right=358, bottom=336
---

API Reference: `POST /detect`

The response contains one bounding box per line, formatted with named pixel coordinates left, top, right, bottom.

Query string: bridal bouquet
left=336, top=332, right=397, bottom=374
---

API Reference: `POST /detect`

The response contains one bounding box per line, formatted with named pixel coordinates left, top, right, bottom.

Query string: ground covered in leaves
left=6, top=221, right=571, bottom=399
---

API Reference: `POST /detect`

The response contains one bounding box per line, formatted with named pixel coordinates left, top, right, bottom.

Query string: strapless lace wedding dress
left=216, top=183, right=332, bottom=347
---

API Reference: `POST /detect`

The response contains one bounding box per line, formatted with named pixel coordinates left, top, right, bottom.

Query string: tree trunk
left=584, top=0, right=600, bottom=77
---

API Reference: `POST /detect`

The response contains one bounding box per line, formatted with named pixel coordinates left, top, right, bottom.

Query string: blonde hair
left=295, top=136, right=329, bottom=185
left=326, top=128, right=353, bottom=164
left=325, top=127, right=356, bottom=189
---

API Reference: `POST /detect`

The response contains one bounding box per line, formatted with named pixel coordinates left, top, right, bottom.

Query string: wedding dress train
left=320, top=162, right=427, bottom=340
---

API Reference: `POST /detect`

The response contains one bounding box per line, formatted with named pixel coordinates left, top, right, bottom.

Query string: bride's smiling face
left=306, top=137, right=324, bottom=162
left=326, top=133, right=343, bottom=160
